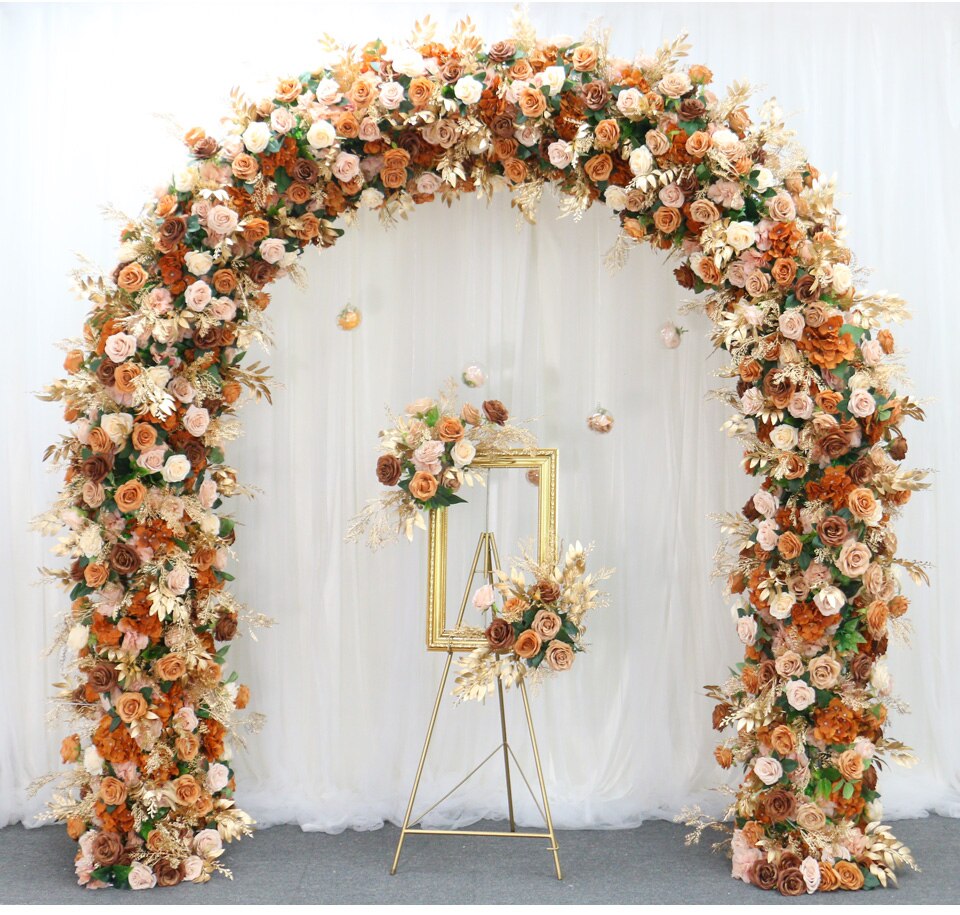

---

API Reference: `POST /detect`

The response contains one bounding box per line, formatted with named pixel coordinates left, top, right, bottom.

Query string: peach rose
left=654, top=206, right=682, bottom=234
left=544, top=639, right=575, bottom=671
left=60, top=734, right=81, bottom=764
left=113, top=363, right=140, bottom=394
left=774, top=650, right=804, bottom=679
left=834, top=860, right=865, bottom=891
left=513, top=629, right=543, bottom=659
left=87, top=427, right=112, bottom=453
left=172, top=775, right=201, bottom=807
left=131, top=423, right=157, bottom=451
left=796, top=803, right=827, bottom=831
left=769, top=725, right=795, bottom=756
left=436, top=417, right=464, bottom=442
left=593, top=119, right=620, bottom=150
left=117, top=263, right=149, bottom=292
left=99, top=776, right=127, bottom=806
left=777, top=531, right=802, bottom=560
left=837, top=749, right=864, bottom=782
left=116, top=691, right=148, bottom=723
left=848, top=488, right=880, bottom=525
left=175, top=733, right=200, bottom=761
left=115, top=479, right=146, bottom=513
left=518, top=87, right=547, bottom=118
left=408, top=471, right=438, bottom=502
left=154, top=653, right=187, bottom=681
left=685, top=131, right=711, bottom=157
left=84, top=561, right=110, bottom=589
left=572, top=46, right=598, bottom=71
left=808, top=655, right=841, bottom=689
left=531, top=609, right=562, bottom=640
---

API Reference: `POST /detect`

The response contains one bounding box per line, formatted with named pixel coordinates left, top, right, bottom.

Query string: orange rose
left=66, top=817, right=86, bottom=840
left=175, top=733, right=200, bottom=761
left=350, top=78, right=375, bottom=107
left=408, top=77, right=435, bottom=109
left=777, top=532, right=802, bottom=560
left=87, top=427, right=112, bottom=453
left=222, top=381, right=242, bottom=404
left=653, top=206, right=682, bottom=234
left=276, top=78, right=302, bottom=102
left=518, top=87, right=547, bottom=118
left=834, top=860, right=865, bottom=891
left=115, top=691, right=148, bottom=723
left=114, top=479, right=146, bottom=513
left=584, top=153, right=613, bottom=183
left=685, top=131, right=711, bottom=158
left=172, top=774, right=201, bottom=807
left=131, top=423, right=157, bottom=451
left=212, top=269, right=237, bottom=294
left=335, top=111, right=360, bottom=138
left=382, top=148, right=411, bottom=170
left=242, top=218, right=270, bottom=242
left=232, top=154, right=260, bottom=182
left=117, top=263, right=149, bottom=292
left=436, top=417, right=464, bottom=442
left=155, top=194, right=178, bottom=218
left=380, top=165, right=408, bottom=189
left=837, top=749, right=864, bottom=782
left=154, top=654, right=187, bottom=682
left=623, top=218, right=646, bottom=240
left=769, top=725, right=795, bottom=755
left=408, top=471, right=438, bottom=502
left=501, top=158, right=527, bottom=184
left=235, top=683, right=250, bottom=709
left=99, top=776, right=127, bottom=806
left=593, top=119, right=620, bottom=150
left=113, top=363, right=140, bottom=393
left=819, top=861, right=840, bottom=891
left=84, top=563, right=110, bottom=589
left=60, top=734, right=81, bottom=764
left=513, top=629, right=542, bottom=659
left=696, top=256, right=722, bottom=285
left=866, top=600, right=889, bottom=638
left=64, top=350, right=84, bottom=373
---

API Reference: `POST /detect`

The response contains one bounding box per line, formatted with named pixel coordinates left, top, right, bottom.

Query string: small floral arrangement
left=347, top=382, right=535, bottom=547
left=454, top=542, right=612, bottom=702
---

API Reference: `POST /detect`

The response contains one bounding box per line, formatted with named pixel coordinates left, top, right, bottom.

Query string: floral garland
left=454, top=541, right=612, bottom=702
left=347, top=383, right=536, bottom=547
left=36, top=12, right=926, bottom=892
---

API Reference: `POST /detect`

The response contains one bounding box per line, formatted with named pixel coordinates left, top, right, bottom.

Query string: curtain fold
left=2, top=2, right=958, bottom=832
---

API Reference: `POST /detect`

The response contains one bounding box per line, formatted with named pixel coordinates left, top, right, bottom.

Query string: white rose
left=104, top=332, right=137, bottom=363
left=541, top=66, right=566, bottom=95
left=101, top=412, right=133, bottom=446
left=769, top=591, right=795, bottom=620
left=184, top=250, right=213, bottom=276
left=711, top=128, right=739, bottom=152
left=726, top=221, right=756, bottom=253
left=547, top=139, right=574, bottom=169
left=184, top=280, right=212, bottom=312
left=736, top=615, right=758, bottom=645
left=451, top=438, right=476, bottom=468
left=629, top=145, right=654, bottom=177
left=390, top=47, right=426, bottom=77
left=832, top=263, right=853, bottom=295
left=242, top=121, right=271, bottom=154
left=870, top=660, right=892, bottom=696
left=205, top=762, right=230, bottom=793
left=200, top=513, right=221, bottom=537
left=67, top=624, right=89, bottom=651
left=785, top=679, right=816, bottom=711
left=753, top=756, right=784, bottom=786
left=755, top=167, right=776, bottom=191
left=770, top=424, right=799, bottom=451
left=359, top=188, right=384, bottom=209
left=752, top=490, right=778, bottom=518
left=306, top=119, right=336, bottom=149
left=379, top=80, right=405, bottom=109
left=813, top=585, right=845, bottom=616
left=162, top=454, right=191, bottom=483
left=616, top=87, right=643, bottom=117
left=174, top=168, right=197, bottom=193
left=778, top=309, right=805, bottom=341
left=604, top=186, right=628, bottom=211
left=800, top=856, right=821, bottom=894
left=454, top=76, right=483, bottom=106
left=848, top=389, right=876, bottom=418
left=183, top=405, right=210, bottom=437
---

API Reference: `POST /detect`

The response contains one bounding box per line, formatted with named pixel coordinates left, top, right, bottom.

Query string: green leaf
left=842, top=780, right=855, bottom=800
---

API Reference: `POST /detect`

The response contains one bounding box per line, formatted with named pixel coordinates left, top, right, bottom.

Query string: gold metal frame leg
left=496, top=676, right=516, bottom=833
left=390, top=652, right=453, bottom=875
left=520, top=679, right=562, bottom=880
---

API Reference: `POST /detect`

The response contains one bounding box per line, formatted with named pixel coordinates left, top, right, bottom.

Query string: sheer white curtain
left=2, top=2, right=959, bottom=831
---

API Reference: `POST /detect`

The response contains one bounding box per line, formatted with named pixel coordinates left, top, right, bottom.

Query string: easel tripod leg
left=520, top=679, right=562, bottom=880
left=390, top=652, right=453, bottom=875
left=496, top=675, right=516, bottom=832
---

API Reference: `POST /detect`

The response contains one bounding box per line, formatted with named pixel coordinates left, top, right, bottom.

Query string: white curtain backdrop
left=2, top=2, right=959, bottom=833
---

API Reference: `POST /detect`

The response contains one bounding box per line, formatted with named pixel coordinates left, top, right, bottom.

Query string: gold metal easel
left=390, top=530, right=563, bottom=879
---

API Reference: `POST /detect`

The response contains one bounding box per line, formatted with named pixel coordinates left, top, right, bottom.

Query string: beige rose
left=767, top=192, right=797, bottom=222
left=689, top=198, right=720, bottom=225
left=544, top=639, right=575, bottom=671
left=837, top=540, right=871, bottom=578
left=808, top=654, right=841, bottom=689
left=645, top=129, right=670, bottom=157
left=795, top=803, right=827, bottom=831
left=461, top=403, right=482, bottom=425
left=774, top=650, right=804, bottom=679
left=531, top=609, right=562, bottom=641
left=848, top=487, right=880, bottom=525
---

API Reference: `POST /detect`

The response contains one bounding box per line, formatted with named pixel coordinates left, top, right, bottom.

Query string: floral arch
left=40, top=15, right=924, bottom=895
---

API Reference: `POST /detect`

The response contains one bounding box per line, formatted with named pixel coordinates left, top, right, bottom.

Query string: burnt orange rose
left=131, top=423, right=157, bottom=451
left=115, top=479, right=146, bottom=513
left=60, top=733, right=81, bottom=763
left=84, top=563, right=109, bottom=589
left=99, top=776, right=127, bottom=806
left=513, top=629, right=543, bottom=659
left=243, top=218, right=270, bottom=242
left=235, top=683, right=250, bottom=709
left=436, top=417, right=464, bottom=442
left=117, top=263, right=149, bottom=292
left=115, top=691, right=147, bottom=723
left=584, top=153, right=613, bottom=183
left=408, top=471, right=438, bottom=502
left=654, top=206, right=682, bottom=234
left=66, top=817, right=86, bottom=840
left=518, top=87, right=547, bottom=118
left=172, top=774, right=201, bottom=807
left=500, top=158, right=527, bottom=183
left=212, top=269, right=237, bottom=294
left=834, top=860, right=865, bottom=891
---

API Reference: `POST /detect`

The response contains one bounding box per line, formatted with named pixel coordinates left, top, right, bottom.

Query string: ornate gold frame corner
left=425, top=448, right=558, bottom=651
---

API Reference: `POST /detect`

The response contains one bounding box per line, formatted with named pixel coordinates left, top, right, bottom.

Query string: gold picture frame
left=425, top=448, right=558, bottom=651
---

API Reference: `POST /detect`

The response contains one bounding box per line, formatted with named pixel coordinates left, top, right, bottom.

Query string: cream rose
left=753, top=756, right=784, bottom=786
left=454, top=76, right=483, bottom=105
left=770, top=424, right=799, bottom=451
left=104, top=332, right=137, bottom=364
left=769, top=591, right=795, bottom=620
left=184, top=280, right=212, bottom=312
left=183, top=405, right=210, bottom=437
left=184, top=251, right=213, bottom=276
left=785, top=679, right=816, bottom=710
left=306, top=119, right=336, bottom=148
left=629, top=145, right=654, bottom=177
left=848, top=388, right=877, bottom=418
left=390, top=46, right=427, bottom=77
left=726, top=221, right=757, bottom=252
left=778, top=309, right=805, bottom=341
left=616, top=87, right=643, bottom=117
left=451, top=438, right=476, bottom=468
left=540, top=66, right=566, bottom=95
left=101, top=412, right=133, bottom=446
left=241, top=121, right=271, bottom=154
left=162, top=454, right=191, bottom=483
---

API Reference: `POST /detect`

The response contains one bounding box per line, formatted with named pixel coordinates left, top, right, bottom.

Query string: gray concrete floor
left=0, top=817, right=954, bottom=904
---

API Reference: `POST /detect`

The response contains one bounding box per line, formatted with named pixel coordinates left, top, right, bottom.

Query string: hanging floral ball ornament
left=461, top=362, right=487, bottom=388
left=660, top=323, right=686, bottom=349
left=587, top=407, right=615, bottom=434
left=337, top=304, right=362, bottom=331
